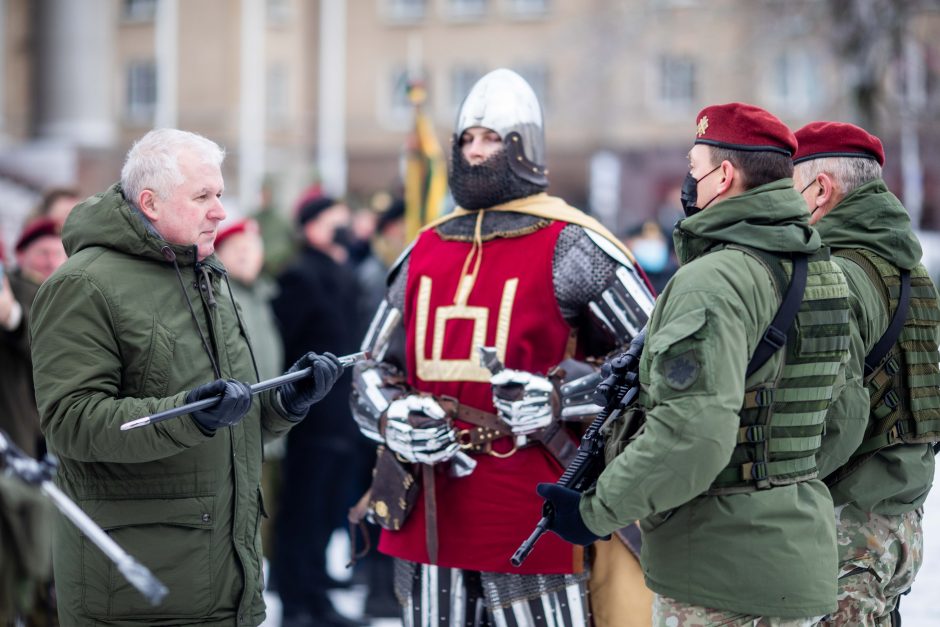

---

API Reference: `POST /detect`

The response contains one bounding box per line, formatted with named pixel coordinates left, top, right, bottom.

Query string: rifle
left=121, top=350, right=370, bottom=431
left=510, top=327, right=646, bottom=567
left=0, top=429, right=168, bottom=605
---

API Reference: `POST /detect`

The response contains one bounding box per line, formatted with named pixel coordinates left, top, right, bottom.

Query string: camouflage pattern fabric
left=821, top=504, right=923, bottom=626
left=652, top=595, right=825, bottom=626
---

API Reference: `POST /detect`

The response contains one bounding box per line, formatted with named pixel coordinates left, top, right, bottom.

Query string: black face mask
left=680, top=164, right=721, bottom=217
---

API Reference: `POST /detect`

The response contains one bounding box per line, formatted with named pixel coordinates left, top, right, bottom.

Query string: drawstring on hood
left=163, top=245, right=222, bottom=379
left=197, top=264, right=218, bottom=308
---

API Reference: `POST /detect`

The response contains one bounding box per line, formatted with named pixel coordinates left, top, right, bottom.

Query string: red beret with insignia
left=15, top=218, right=60, bottom=253
left=694, top=102, right=797, bottom=157
left=214, top=218, right=259, bottom=249
left=792, top=121, right=885, bottom=167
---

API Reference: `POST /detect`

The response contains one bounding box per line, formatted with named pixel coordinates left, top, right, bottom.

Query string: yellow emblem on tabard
left=697, top=115, right=709, bottom=137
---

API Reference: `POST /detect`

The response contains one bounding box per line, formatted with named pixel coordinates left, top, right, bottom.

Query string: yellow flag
left=404, top=81, right=448, bottom=241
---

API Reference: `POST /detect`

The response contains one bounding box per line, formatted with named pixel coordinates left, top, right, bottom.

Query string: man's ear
left=716, top=160, right=736, bottom=195
left=815, top=172, right=838, bottom=209
left=138, top=189, right=158, bottom=221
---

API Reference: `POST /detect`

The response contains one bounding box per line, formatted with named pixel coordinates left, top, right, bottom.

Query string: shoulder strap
left=746, top=254, right=809, bottom=378
left=832, top=249, right=912, bottom=377
left=864, top=269, right=911, bottom=377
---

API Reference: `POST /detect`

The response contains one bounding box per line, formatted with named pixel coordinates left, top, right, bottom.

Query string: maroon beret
left=792, top=121, right=885, bottom=166
left=694, top=102, right=797, bottom=157
left=214, top=218, right=259, bottom=249
left=15, top=218, right=60, bottom=253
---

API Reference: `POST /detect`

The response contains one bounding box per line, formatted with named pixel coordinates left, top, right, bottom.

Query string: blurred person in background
left=0, top=217, right=67, bottom=626
left=350, top=68, right=655, bottom=627
left=350, top=194, right=408, bottom=619
left=214, top=218, right=285, bottom=561
left=347, top=204, right=379, bottom=265
left=792, top=121, right=940, bottom=625
left=0, top=218, right=66, bottom=458
left=251, top=176, right=298, bottom=278
left=356, top=195, right=406, bottom=333
left=271, top=196, right=367, bottom=627
left=624, top=220, right=676, bottom=294
left=28, top=187, right=81, bottom=230
left=29, top=128, right=342, bottom=626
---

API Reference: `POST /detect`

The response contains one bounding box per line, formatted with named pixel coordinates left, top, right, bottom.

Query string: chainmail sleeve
left=553, top=224, right=622, bottom=324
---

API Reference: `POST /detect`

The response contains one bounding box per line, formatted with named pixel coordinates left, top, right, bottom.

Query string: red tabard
left=378, top=218, right=580, bottom=574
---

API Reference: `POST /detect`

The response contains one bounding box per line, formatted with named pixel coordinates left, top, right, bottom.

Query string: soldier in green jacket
left=30, top=128, right=343, bottom=627
left=792, top=121, right=940, bottom=625
left=538, top=103, right=860, bottom=626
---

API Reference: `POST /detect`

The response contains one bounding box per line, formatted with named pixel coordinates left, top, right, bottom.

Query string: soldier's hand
left=384, top=395, right=459, bottom=465
left=279, top=352, right=342, bottom=420
left=491, top=369, right=555, bottom=435
left=187, top=378, right=252, bottom=433
left=536, top=483, right=607, bottom=546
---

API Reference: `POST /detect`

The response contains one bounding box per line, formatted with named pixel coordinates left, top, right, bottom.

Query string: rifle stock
left=511, top=328, right=646, bottom=567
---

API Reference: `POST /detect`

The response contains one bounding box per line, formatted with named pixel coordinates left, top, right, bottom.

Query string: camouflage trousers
left=652, top=595, right=825, bottom=626
left=820, top=504, right=924, bottom=626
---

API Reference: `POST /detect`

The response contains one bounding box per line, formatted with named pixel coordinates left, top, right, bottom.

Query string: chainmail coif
left=448, top=143, right=547, bottom=210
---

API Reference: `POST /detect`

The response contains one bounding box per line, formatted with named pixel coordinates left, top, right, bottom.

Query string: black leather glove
left=280, top=352, right=343, bottom=420
left=186, top=378, right=253, bottom=433
left=536, top=483, right=608, bottom=546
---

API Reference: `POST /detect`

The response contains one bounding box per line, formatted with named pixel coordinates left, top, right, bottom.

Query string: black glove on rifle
left=536, top=483, right=608, bottom=546
left=186, top=378, right=253, bottom=433
left=280, top=352, right=343, bottom=420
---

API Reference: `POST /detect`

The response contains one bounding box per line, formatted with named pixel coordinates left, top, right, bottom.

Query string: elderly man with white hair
left=30, top=128, right=342, bottom=626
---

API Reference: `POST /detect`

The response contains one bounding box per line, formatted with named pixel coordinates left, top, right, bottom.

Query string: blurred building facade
left=1, top=0, right=939, bottom=254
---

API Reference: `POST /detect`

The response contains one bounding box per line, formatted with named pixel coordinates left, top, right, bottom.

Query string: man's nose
left=209, top=198, right=226, bottom=221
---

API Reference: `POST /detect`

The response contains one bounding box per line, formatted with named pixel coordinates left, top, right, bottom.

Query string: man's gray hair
left=121, top=128, right=225, bottom=207
left=794, top=156, right=882, bottom=196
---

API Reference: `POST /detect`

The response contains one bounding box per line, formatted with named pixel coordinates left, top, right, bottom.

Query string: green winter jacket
left=815, top=179, right=937, bottom=514
left=581, top=180, right=854, bottom=618
left=30, top=184, right=298, bottom=626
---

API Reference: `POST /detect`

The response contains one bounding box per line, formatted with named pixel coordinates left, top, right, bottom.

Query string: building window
left=267, top=0, right=291, bottom=24
left=769, top=50, right=821, bottom=114
left=451, top=66, right=485, bottom=109
left=123, top=0, right=157, bottom=21
left=517, top=64, right=549, bottom=110
left=267, top=65, right=290, bottom=129
left=446, top=0, right=487, bottom=20
left=506, top=0, right=549, bottom=16
left=384, top=0, right=426, bottom=22
left=126, top=61, right=157, bottom=124
left=655, top=54, right=696, bottom=109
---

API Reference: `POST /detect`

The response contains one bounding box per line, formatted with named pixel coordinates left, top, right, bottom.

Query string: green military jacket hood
left=814, top=179, right=922, bottom=270
left=673, top=179, right=821, bottom=264
left=64, top=182, right=208, bottom=266
left=31, top=184, right=297, bottom=626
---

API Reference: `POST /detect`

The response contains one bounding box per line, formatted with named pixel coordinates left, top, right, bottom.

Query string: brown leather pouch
left=368, top=445, right=419, bottom=531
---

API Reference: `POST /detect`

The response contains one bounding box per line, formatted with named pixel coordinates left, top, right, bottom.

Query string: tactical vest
left=709, top=246, right=851, bottom=494
left=828, top=249, right=940, bottom=482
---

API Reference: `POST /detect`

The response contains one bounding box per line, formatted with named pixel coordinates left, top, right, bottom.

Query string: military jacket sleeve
left=580, top=286, right=750, bottom=533
left=31, top=272, right=214, bottom=463
left=815, top=258, right=874, bottom=478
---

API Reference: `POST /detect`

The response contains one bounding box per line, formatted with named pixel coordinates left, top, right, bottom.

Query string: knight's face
left=459, top=127, right=503, bottom=165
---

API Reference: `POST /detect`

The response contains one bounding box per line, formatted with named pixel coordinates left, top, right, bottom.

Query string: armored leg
left=394, top=559, right=591, bottom=627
